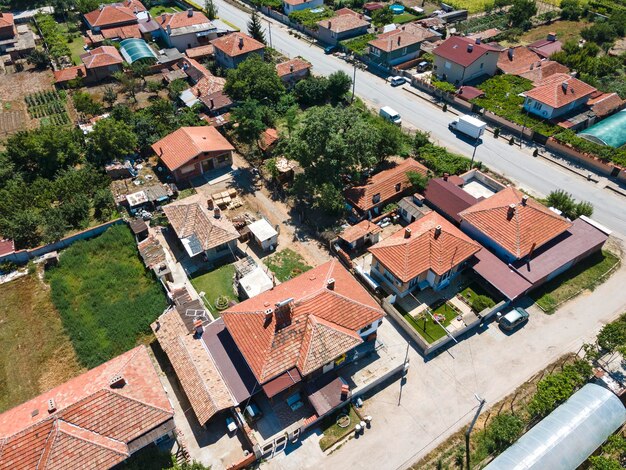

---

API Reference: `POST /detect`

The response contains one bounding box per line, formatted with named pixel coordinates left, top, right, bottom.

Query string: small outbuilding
left=247, top=218, right=278, bottom=251
left=238, top=266, right=274, bottom=299
left=338, top=220, right=382, bottom=251
left=129, top=218, right=149, bottom=241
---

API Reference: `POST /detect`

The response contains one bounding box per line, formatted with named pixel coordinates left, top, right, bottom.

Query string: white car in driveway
left=390, top=76, right=406, bottom=86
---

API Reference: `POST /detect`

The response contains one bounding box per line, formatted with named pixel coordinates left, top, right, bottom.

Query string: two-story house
left=522, top=73, right=597, bottom=120
left=368, top=23, right=438, bottom=66
left=369, top=212, right=481, bottom=297
left=211, top=32, right=264, bottom=69
left=317, top=8, right=369, bottom=46
left=157, top=9, right=217, bottom=51
left=432, top=36, right=500, bottom=86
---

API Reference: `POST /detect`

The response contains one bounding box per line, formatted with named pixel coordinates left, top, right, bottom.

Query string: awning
left=262, top=368, right=302, bottom=398
left=471, top=249, right=532, bottom=301
left=305, top=373, right=348, bottom=416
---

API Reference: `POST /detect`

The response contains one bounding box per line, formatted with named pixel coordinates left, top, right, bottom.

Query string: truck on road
left=448, top=114, right=487, bottom=139
left=380, top=106, right=402, bottom=125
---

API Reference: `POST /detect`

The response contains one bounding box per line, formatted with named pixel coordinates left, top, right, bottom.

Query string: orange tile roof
left=276, top=58, right=311, bottom=77
left=368, top=212, right=480, bottom=282
left=524, top=73, right=596, bottom=109
left=344, top=158, right=428, bottom=212
left=80, top=46, right=123, bottom=69
left=152, top=126, right=234, bottom=171
left=259, top=128, right=279, bottom=151
left=339, top=220, right=382, bottom=244
left=369, top=30, right=423, bottom=52
left=185, top=44, right=215, bottom=59
left=162, top=202, right=239, bottom=251
left=459, top=186, right=572, bottom=259
left=221, top=260, right=384, bottom=383
left=158, top=10, right=211, bottom=30
left=0, top=346, right=173, bottom=470
left=211, top=33, right=264, bottom=58
left=0, top=13, right=14, bottom=29
left=318, top=11, right=369, bottom=33
left=54, top=65, right=87, bottom=83
left=588, top=92, right=625, bottom=118
left=152, top=309, right=233, bottom=425
left=84, top=0, right=145, bottom=28
left=100, top=24, right=142, bottom=39
left=433, top=36, right=500, bottom=67
left=517, top=60, right=569, bottom=85
left=497, top=46, right=541, bottom=74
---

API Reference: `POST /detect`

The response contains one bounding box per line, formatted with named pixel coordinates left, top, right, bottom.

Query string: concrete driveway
left=263, top=250, right=626, bottom=470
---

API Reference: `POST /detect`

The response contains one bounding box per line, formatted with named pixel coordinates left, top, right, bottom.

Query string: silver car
left=497, top=307, right=529, bottom=331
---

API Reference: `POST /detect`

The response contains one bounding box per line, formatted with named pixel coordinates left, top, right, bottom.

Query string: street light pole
left=470, top=138, right=479, bottom=169
left=267, top=20, right=273, bottom=49
left=351, top=57, right=357, bottom=103
left=465, top=395, right=486, bottom=470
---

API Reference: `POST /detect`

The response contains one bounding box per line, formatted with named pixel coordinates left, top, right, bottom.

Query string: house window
left=371, top=48, right=381, bottom=57
left=395, top=183, right=401, bottom=192
left=217, top=154, right=230, bottom=163
left=480, top=62, right=484, bottom=69
left=372, top=193, right=381, bottom=204
left=444, top=61, right=451, bottom=70
left=533, top=101, right=542, bottom=110
left=409, top=277, right=419, bottom=287
left=401, top=47, right=407, bottom=55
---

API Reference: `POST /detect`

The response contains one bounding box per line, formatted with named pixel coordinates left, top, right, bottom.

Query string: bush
left=546, top=189, right=594, bottom=219
left=431, top=78, right=457, bottom=94
left=418, top=144, right=471, bottom=176
left=471, top=294, right=495, bottom=313
left=294, top=76, right=329, bottom=106
left=553, top=130, right=626, bottom=167
left=482, top=413, right=525, bottom=453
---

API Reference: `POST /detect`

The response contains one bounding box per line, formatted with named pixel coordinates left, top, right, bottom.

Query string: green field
left=191, top=264, right=236, bottom=316
left=265, top=248, right=312, bottom=282
left=0, top=274, right=83, bottom=413
left=46, top=225, right=168, bottom=368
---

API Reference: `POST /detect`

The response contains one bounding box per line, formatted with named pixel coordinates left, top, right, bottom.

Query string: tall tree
left=224, top=55, right=284, bottom=104
left=327, top=70, right=352, bottom=103
left=231, top=99, right=271, bottom=143
left=248, top=10, right=266, bottom=44
left=87, top=118, right=138, bottom=165
left=205, top=0, right=218, bottom=20
left=103, top=85, right=117, bottom=108
left=507, top=0, right=537, bottom=30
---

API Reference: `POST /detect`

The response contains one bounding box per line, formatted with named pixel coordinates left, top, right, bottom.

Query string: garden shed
left=248, top=218, right=278, bottom=251
left=485, top=383, right=626, bottom=470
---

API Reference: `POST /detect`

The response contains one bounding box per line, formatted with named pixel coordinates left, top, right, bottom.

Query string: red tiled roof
left=363, top=2, right=384, bottom=10
left=0, top=238, right=14, bottom=256
left=221, top=260, right=384, bottom=383
left=344, top=158, right=428, bottom=213
left=369, top=212, right=481, bottom=282
left=211, top=33, right=264, bottom=58
left=433, top=36, right=499, bottom=68
left=276, top=58, right=311, bottom=77
left=370, top=30, right=422, bottom=52
left=459, top=186, right=572, bottom=259
left=84, top=0, right=145, bottom=28
left=424, top=177, right=478, bottom=223
left=318, top=10, right=368, bottom=33
left=466, top=28, right=500, bottom=41
left=339, top=220, right=382, bottom=244
left=259, top=128, right=279, bottom=151
left=497, top=46, right=541, bottom=74
left=53, top=65, right=87, bottom=83
left=517, top=60, right=569, bottom=85
left=528, top=37, right=562, bottom=58
left=158, top=10, right=211, bottom=30
left=524, top=73, right=596, bottom=109
left=0, top=346, right=173, bottom=470
left=588, top=92, right=625, bottom=118
left=80, top=46, right=123, bottom=69
left=100, top=24, right=141, bottom=39
left=200, top=90, right=233, bottom=111
left=185, top=44, right=215, bottom=59
left=456, top=85, right=484, bottom=101
left=152, top=126, right=234, bottom=171
left=0, top=13, right=14, bottom=29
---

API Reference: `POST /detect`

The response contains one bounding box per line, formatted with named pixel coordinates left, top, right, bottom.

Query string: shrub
left=471, top=294, right=495, bottom=313
left=431, top=78, right=457, bottom=94
left=482, top=413, right=525, bottom=453
left=553, top=130, right=626, bottom=167
left=418, top=144, right=471, bottom=176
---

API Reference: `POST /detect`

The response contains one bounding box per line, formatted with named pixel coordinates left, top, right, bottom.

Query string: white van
left=380, top=106, right=402, bottom=125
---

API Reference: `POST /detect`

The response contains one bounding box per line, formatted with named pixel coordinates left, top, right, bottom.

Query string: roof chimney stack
left=193, top=319, right=203, bottom=336
left=521, top=195, right=528, bottom=206
left=209, top=98, right=214, bottom=108
left=264, top=307, right=273, bottom=321
left=508, top=47, right=514, bottom=60
left=561, top=81, right=568, bottom=93
left=467, top=43, right=473, bottom=53
left=238, top=36, right=244, bottom=49
left=507, top=203, right=516, bottom=220
left=397, top=36, right=401, bottom=46
left=47, top=399, right=56, bottom=414
left=187, top=8, right=193, bottom=17
left=404, top=227, right=412, bottom=238
left=109, top=374, right=126, bottom=389
left=547, top=32, right=557, bottom=42
left=161, top=13, right=166, bottom=22
left=443, top=172, right=449, bottom=181
left=475, top=37, right=481, bottom=44
left=327, top=278, right=335, bottom=290
left=290, top=64, right=294, bottom=72
left=434, top=225, right=442, bottom=238
left=214, top=207, right=221, bottom=218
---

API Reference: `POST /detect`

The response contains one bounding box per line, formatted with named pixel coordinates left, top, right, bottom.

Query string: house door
left=201, top=158, right=215, bottom=173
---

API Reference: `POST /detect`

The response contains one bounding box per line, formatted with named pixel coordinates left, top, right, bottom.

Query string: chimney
left=521, top=195, right=528, bottom=206
left=99, top=4, right=104, bottom=10
left=161, top=13, right=166, bottom=23
left=397, top=36, right=401, bottom=46
left=328, top=20, right=331, bottom=28
left=264, top=307, right=273, bottom=321
left=404, top=227, right=412, bottom=238
left=209, top=98, right=214, bottom=108
left=193, top=319, right=203, bottom=335
left=187, top=8, right=193, bottom=17
left=434, top=225, right=442, bottom=238
left=47, top=398, right=56, bottom=414
left=196, top=88, right=201, bottom=97
left=109, top=374, right=126, bottom=388
left=547, top=32, right=556, bottom=42
left=467, top=43, right=473, bottom=53
left=166, top=24, right=171, bottom=35
left=443, top=172, right=449, bottom=181
left=290, top=64, right=294, bottom=72
left=214, top=207, right=221, bottom=218
left=530, top=62, right=534, bottom=70
left=327, top=278, right=335, bottom=290
left=507, top=47, right=514, bottom=60
left=238, top=36, right=244, bottom=49
left=561, top=81, right=568, bottom=93
left=507, top=203, right=516, bottom=220
left=147, top=11, right=151, bottom=20
left=475, top=37, right=481, bottom=44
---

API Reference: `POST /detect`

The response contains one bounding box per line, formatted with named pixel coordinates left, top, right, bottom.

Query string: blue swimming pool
left=390, top=3, right=405, bottom=14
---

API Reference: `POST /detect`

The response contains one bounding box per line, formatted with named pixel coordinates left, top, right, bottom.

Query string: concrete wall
left=205, top=239, right=237, bottom=262
left=167, top=32, right=215, bottom=51
left=546, top=137, right=616, bottom=177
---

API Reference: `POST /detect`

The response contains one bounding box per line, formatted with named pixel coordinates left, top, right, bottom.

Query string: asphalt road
left=215, top=2, right=626, bottom=235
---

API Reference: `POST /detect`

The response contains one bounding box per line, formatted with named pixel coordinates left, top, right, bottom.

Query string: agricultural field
left=46, top=225, right=168, bottom=369
left=0, top=273, right=83, bottom=413
left=25, top=90, right=71, bottom=126
left=519, top=20, right=590, bottom=46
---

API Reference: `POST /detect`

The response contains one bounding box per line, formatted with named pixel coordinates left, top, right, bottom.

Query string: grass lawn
left=46, top=225, right=168, bottom=369
left=520, top=21, right=590, bottom=46
left=0, top=274, right=83, bottom=413
left=57, top=23, right=85, bottom=65
left=319, top=405, right=360, bottom=451
left=530, top=251, right=620, bottom=314
left=190, top=264, right=236, bottom=317
left=149, top=4, right=180, bottom=16
left=394, top=13, right=418, bottom=24
left=399, top=301, right=458, bottom=344
left=265, top=248, right=312, bottom=282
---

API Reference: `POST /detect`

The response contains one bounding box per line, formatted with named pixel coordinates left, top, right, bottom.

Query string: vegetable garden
left=25, top=90, right=70, bottom=126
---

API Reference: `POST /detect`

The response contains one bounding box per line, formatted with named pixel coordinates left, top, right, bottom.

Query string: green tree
left=42, top=208, right=67, bottom=244
left=93, top=188, right=115, bottom=221
left=406, top=170, right=429, bottom=191
left=130, top=60, right=150, bottom=84
left=371, top=7, right=393, bottom=26
left=293, top=76, right=329, bottom=106
left=413, top=130, right=431, bottom=152
left=327, top=70, right=352, bottom=103
left=61, top=194, right=90, bottom=229
left=205, top=0, right=218, bottom=20
left=483, top=413, right=524, bottom=452
left=103, top=85, right=118, bottom=108
left=248, top=10, right=266, bottom=44
left=27, top=49, right=50, bottom=69
left=597, top=322, right=626, bottom=352
left=574, top=200, right=593, bottom=218
left=546, top=189, right=576, bottom=217
left=88, top=118, right=138, bottom=165
left=507, top=0, right=537, bottom=30
left=372, top=118, right=405, bottom=162
left=231, top=99, right=269, bottom=143
left=167, top=78, right=187, bottom=101
left=314, top=182, right=345, bottom=214
left=559, top=0, right=582, bottom=20
left=4, top=209, right=43, bottom=249
left=224, top=54, right=285, bottom=104
left=265, top=157, right=280, bottom=179
left=73, top=91, right=104, bottom=116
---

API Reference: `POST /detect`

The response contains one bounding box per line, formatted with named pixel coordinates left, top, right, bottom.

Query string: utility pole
left=398, top=342, right=410, bottom=406
left=465, top=395, right=486, bottom=470
left=267, top=20, right=273, bottom=49
left=351, top=58, right=357, bottom=103
left=470, top=138, right=479, bottom=169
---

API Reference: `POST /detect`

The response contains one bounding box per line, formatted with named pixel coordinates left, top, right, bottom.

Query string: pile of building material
left=209, top=188, right=238, bottom=208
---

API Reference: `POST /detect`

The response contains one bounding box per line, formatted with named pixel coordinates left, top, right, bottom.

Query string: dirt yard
left=0, top=65, right=56, bottom=139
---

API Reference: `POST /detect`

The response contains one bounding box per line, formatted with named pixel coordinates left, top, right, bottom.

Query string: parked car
left=497, top=307, right=529, bottom=331
left=416, top=61, right=430, bottom=72
left=390, top=76, right=406, bottom=86
left=324, top=44, right=337, bottom=54
left=379, top=106, right=402, bottom=125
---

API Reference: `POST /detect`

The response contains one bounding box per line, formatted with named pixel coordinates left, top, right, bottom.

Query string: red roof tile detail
left=588, top=92, right=625, bottom=118
left=369, top=212, right=480, bottom=282
left=344, top=158, right=428, bottom=212
left=497, top=46, right=541, bottom=74
left=318, top=11, right=369, bottom=33
left=221, top=260, right=384, bottom=383
left=0, top=346, right=172, bottom=470
left=211, top=33, right=264, bottom=58
left=276, top=58, right=311, bottom=77
left=524, top=73, right=596, bottom=109
left=433, top=36, right=499, bottom=67
left=84, top=0, right=145, bottom=28
left=100, top=24, right=141, bottom=39
left=339, top=220, right=382, bottom=244
left=185, top=44, right=215, bottom=59
left=459, top=186, right=572, bottom=259
left=152, top=126, right=234, bottom=171
left=517, top=60, right=569, bottom=85
left=158, top=10, right=211, bottom=30
left=54, top=65, right=87, bottom=83
left=0, top=13, right=14, bottom=29
left=80, top=46, right=123, bottom=69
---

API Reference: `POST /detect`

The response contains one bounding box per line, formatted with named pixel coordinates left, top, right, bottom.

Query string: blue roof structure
left=119, top=38, right=157, bottom=64
left=485, top=383, right=626, bottom=470
left=579, top=110, right=626, bottom=148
